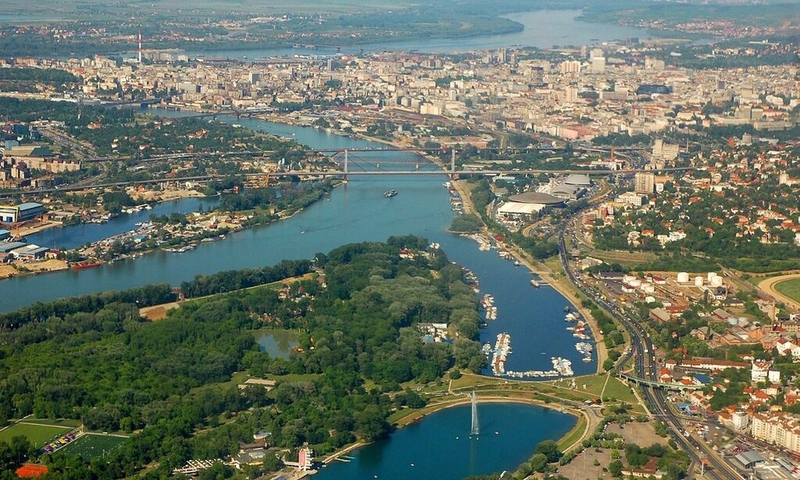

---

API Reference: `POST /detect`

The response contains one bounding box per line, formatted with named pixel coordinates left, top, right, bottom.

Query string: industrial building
left=0, top=202, right=45, bottom=223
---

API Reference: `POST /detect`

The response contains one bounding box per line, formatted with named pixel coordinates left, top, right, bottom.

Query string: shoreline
left=1, top=182, right=338, bottom=281
left=322, top=393, right=587, bottom=469
left=447, top=177, right=608, bottom=374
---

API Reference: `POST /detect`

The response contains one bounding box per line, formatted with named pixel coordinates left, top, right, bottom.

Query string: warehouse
left=0, top=202, right=45, bottom=223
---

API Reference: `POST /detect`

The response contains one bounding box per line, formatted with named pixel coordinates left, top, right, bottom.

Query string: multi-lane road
left=557, top=222, right=743, bottom=480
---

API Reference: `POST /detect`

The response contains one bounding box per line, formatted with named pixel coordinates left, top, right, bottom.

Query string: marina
left=490, top=333, right=511, bottom=376
left=4, top=112, right=597, bottom=383
left=504, top=357, right=574, bottom=379
left=480, top=294, right=498, bottom=321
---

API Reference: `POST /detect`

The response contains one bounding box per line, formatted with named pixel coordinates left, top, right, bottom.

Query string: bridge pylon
left=343, top=150, right=348, bottom=182
left=450, top=148, right=458, bottom=180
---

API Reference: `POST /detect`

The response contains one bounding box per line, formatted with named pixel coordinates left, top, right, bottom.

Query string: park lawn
left=15, top=418, right=81, bottom=428
left=601, top=377, right=639, bottom=404
left=557, top=413, right=587, bottom=451
left=775, top=277, right=800, bottom=303
left=60, top=433, right=128, bottom=460
left=0, top=422, right=73, bottom=447
left=573, top=374, right=639, bottom=405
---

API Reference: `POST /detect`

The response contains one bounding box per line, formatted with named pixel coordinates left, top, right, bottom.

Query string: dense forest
left=0, top=236, right=485, bottom=478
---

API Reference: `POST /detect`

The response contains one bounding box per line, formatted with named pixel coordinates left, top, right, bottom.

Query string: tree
left=198, top=462, right=234, bottom=480
left=529, top=452, right=549, bottom=472
left=534, top=440, right=562, bottom=463
left=609, top=459, right=624, bottom=477
left=262, top=452, right=281, bottom=471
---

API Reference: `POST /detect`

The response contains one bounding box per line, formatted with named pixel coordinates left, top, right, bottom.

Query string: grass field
left=0, top=422, right=73, bottom=448
left=60, top=433, right=128, bottom=460
left=775, top=277, right=800, bottom=303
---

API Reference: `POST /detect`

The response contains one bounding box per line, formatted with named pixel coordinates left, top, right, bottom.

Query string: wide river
left=187, top=9, right=653, bottom=59
left=10, top=115, right=585, bottom=475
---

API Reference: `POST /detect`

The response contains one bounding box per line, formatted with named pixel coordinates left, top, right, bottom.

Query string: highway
left=556, top=220, right=743, bottom=480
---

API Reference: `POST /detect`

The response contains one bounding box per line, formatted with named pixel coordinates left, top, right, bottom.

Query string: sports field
left=775, top=277, right=800, bottom=304
left=60, top=433, right=128, bottom=460
left=0, top=422, right=72, bottom=447
left=759, top=274, right=800, bottom=310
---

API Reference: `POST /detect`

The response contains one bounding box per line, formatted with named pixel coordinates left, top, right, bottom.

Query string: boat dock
left=491, top=333, right=511, bottom=376
left=504, top=357, right=574, bottom=379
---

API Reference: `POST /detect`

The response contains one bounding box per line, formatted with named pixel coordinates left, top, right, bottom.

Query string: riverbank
left=449, top=177, right=608, bottom=374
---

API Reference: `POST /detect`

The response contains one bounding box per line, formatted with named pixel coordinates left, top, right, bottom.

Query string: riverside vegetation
left=0, top=236, right=489, bottom=479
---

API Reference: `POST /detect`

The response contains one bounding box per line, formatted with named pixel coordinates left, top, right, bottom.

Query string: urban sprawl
left=1, top=27, right=800, bottom=480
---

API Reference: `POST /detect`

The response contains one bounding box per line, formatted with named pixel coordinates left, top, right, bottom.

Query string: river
left=6, top=112, right=587, bottom=476
left=185, top=10, right=654, bottom=59
left=7, top=113, right=597, bottom=378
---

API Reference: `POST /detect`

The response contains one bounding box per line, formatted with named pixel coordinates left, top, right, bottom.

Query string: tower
left=138, top=29, right=143, bottom=64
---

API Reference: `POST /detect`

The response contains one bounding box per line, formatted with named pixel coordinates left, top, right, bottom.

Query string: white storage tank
left=677, top=272, right=690, bottom=283
left=645, top=295, right=656, bottom=303
left=711, top=276, right=724, bottom=287
left=694, top=276, right=704, bottom=287
left=707, top=272, right=717, bottom=282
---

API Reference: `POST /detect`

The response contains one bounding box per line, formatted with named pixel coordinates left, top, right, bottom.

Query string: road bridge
left=618, top=373, right=703, bottom=391
left=1, top=147, right=690, bottom=198
left=175, top=107, right=275, bottom=119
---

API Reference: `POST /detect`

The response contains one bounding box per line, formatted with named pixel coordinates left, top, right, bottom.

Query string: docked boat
left=72, top=261, right=102, bottom=270
left=491, top=333, right=512, bottom=376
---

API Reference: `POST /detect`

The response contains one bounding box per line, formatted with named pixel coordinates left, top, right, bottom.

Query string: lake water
left=316, top=402, right=575, bottom=480
left=256, top=330, right=298, bottom=360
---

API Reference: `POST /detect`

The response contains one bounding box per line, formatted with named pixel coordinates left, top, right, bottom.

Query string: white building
left=751, top=412, right=800, bottom=454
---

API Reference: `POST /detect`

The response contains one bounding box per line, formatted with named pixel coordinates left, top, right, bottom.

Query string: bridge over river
left=0, top=148, right=689, bottom=197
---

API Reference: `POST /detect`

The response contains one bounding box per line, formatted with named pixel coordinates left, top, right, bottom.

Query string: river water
left=186, top=10, right=653, bottom=60
left=6, top=86, right=588, bottom=476
left=9, top=114, right=597, bottom=379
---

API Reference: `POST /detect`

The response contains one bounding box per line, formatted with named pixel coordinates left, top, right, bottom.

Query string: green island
left=0, top=237, right=614, bottom=479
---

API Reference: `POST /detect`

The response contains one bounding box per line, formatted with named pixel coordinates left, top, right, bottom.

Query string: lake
left=316, top=402, right=576, bottom=480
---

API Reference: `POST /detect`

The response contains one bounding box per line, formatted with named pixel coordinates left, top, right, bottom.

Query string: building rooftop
left=565, top=173, right=592, bottom=186
left=735, top=450, right=766, bottom=467
left=18, top=202, right=44, bottom=210
left=508, top=192, right=564, bottom=205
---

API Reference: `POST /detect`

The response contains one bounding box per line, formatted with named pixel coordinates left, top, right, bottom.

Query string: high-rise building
left=560, top=60, right=581, bottom=74
left=564, top=85, right=579, bottom=103
left=751, top=412, right=800, bottom=454
left=634, top=172, right=656, bottom=194
left=591, top=56, right=606, bottom=74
